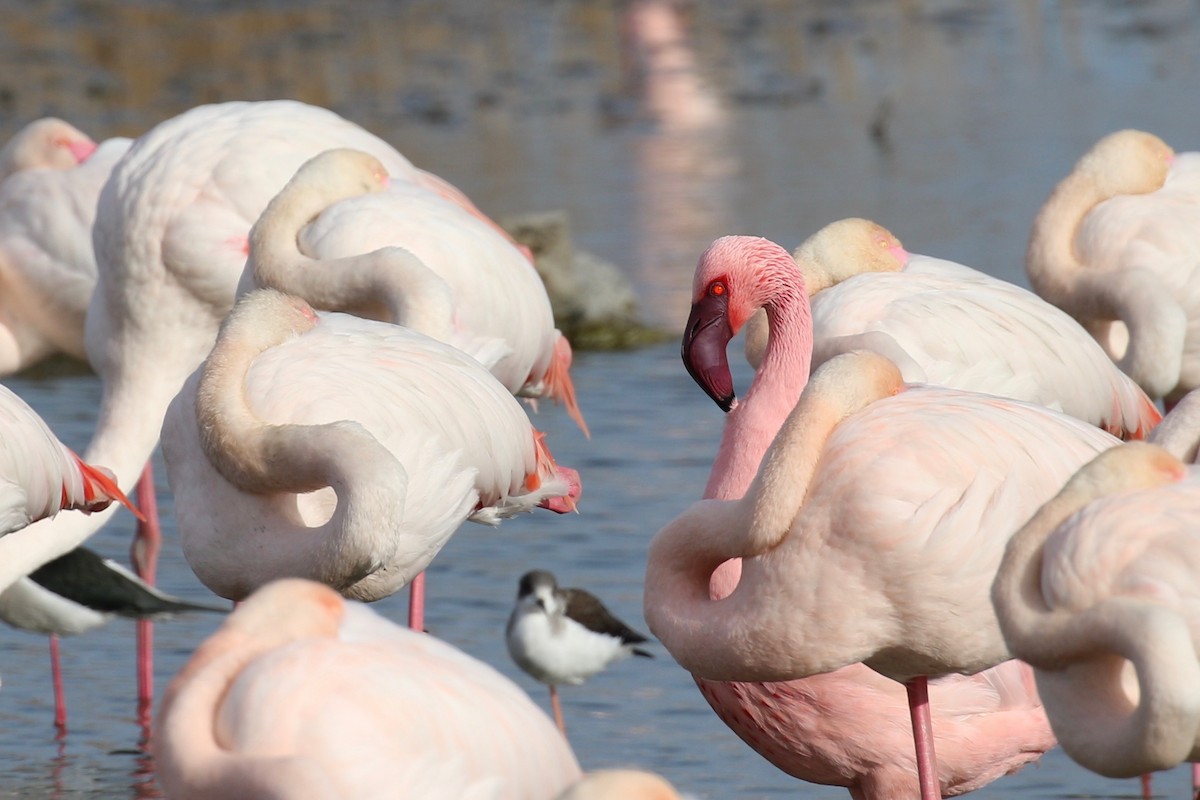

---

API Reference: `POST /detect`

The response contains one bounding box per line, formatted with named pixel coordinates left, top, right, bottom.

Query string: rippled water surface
left=2, top=1, right=1200, bottom=797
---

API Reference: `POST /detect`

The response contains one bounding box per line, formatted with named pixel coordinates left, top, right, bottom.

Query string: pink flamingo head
left=682, top=235, right=799, bottom=411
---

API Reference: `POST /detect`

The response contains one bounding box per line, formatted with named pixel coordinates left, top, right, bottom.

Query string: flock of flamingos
left=0, top=99, right=1198, bottom=800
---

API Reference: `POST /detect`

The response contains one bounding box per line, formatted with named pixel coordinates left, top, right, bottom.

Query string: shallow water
left=2, top=0, right=1200, bottom=797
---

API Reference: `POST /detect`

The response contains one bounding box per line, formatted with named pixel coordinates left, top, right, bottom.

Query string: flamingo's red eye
left=708, top=281, right=727, bottom=298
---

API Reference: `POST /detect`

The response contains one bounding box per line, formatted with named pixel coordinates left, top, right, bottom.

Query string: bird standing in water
left=507, top=569, right=653, bottom=735
left=0, top=546, right=224, bottom=731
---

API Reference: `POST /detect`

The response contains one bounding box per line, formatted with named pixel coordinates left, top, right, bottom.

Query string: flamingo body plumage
left=1028, top=129, right=1200, bottom=403
left=668, top=235, right=1074, bottom=797
left=155, top=578, right=582, bottom=800
left=0, top=383, right=136, bottom=535
left=0, top=100, right=447, bottom=602
left=0, top=128, right=129, bottom=374
left=648, top=351, right=1120, bottom=684
left=745, top=218, right=1160, bottom=438
left=993, top=442, right=1200, bottom=778
left=162, top=290, right=579, bottom=602
left=238, top=148, right=585, bottom=434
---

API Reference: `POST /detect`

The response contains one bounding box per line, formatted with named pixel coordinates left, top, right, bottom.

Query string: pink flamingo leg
left=50, top=634, right=66, bottom=732
left=1140, top=773, right=1152, bottom=799
left=130, top=461, right=161, bottom=730
left=550, top=684, right=566, bottom=737
left=905, top=677, right=942, bottom=800
left=407, top=571, right=425, bottom=632
left=1192, top=762, right=1198, bottom=800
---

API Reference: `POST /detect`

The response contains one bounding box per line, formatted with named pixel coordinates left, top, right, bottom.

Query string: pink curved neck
left=704, top=273, right=813, bottom=599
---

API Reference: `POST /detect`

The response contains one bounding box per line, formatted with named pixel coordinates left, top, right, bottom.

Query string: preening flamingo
left=649, top=349, right=1116, bottom=796
left=1, top=381, right=144, bottom=727
left=161, top=289, right=579, bottom=603
left=0, top=117, right=97, bottom=177
left=0, top=135, right=131, bottom=375
left=1027, top=129, right=1200, bottom=405
left=682, top=236, right=1056, bottom=798
left=506, top=569, right=653, bottom=735
left=0, top=546, right=223, bottom=730
left=657, top=236, right=1123, bottom=796
left=742, top=217, right=1159, bottom=438
left=0, top=99, right=487, bottom=714
left=992, top=442, right=1200, bottom=780
left=0, top=382, right=138, bottom=534
left=154, top=577, right=582, bottom=800
left=239, top=147, right=586, bottom=435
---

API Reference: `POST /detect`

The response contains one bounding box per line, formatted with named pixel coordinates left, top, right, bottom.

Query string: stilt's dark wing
left=29, top=547, right=227, bottom=617
left=562, top=587, right=653, bottom=651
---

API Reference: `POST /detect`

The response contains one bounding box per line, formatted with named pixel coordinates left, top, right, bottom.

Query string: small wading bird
left=507, top=569, right=653, bottom=735
left=0, top=546, right=224, bottom=730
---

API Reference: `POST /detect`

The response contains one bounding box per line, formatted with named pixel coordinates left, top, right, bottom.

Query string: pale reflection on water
left=1, top=1, right=1199, bottom=797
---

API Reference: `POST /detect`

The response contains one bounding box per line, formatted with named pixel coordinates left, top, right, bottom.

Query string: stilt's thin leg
left=131, top=461, right=161, bottom=731
left=1191, top=762, right=1198, bottom=800
left=905, top=677, right=942, bottom=800
left=1140, top=772, right=1152, bottom=799
left=550, top=684, right=566, bottom=737
left=50, top=635, right=66, bottom=732
left=408, top=572, right=426, bottom=632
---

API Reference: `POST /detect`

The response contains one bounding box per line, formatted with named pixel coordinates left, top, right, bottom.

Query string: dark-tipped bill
left=681, top=293, right=735, bottom=411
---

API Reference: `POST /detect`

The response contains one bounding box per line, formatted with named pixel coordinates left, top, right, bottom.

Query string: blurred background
left=4, top=0, right=1198, bottom=328
left=2, top=1, right=1200, bottom=798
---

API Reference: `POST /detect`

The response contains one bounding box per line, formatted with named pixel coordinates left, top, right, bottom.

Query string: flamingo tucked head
left=1076, top=129, right=1174, bottom=198
left=682, top=235, right=803, bottom=412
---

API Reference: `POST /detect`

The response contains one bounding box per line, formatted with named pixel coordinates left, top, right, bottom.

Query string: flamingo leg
left=1192, top=762, right=1198, bottom=800
left=1140, top=772, right=1152, bottom=799
left=130, top=461, right=161, bottom=730
left=550, top=684, right=566, bottom=737
left=50, top=634, right=66, bottom=732
left=905, top=677, right=942, bottom=800
left=407, top=571, right=425, bottom=632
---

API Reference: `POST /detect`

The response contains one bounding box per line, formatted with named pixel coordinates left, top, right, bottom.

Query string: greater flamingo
left=0, top=382, right=138, bottom=534
left=1027, top=129, right=1200, bottom=405
left=657, top=236, right=1123, bottom=796
left=649, top=349, right=1116, bottom=797
left=684, top=232, right=1056, bottom=799
left=741, top=217, right=1159, bottom=438
left=0, top=117, right=97, bottom=177
left=154, top=577, right=583, bottom=800
left=992, top=442, right=1200, bottom=782
left=506, top=569, right=653, bottom=735
left=239, top=146, right=589, bottom=629
left=1, top=381, right=144, bottom=727
left=0, top=546, right=223, bottom=731
left=240, top=147, right=586, bottom=435
left=0, top=135, right=131, bottom=375
left=161, top=289, right=579, bottom=603
left=0, top=99, right=492, bottom=717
